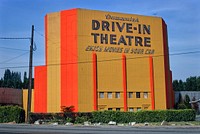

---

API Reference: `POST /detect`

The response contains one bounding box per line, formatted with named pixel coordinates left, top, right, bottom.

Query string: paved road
left=0, top=124, right=200, bottom=134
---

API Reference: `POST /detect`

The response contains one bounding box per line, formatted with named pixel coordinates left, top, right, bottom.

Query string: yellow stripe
left=47, top=12, right=61, bottom=113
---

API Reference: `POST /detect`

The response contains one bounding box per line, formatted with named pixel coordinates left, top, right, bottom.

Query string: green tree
left=0, top=69, right=22, bottom=89
left=12, top=71, right=22, bottom=89
left=185, top=76, right=197, bottom=91
left=23, top=72, right=29, bottom=89
left=2, top=69, right=12, bottom=87
left=178, top=80, right=185, bottom=91
left=31, top=78, right=34, bottom=89
left=173, top=76, right=200, bottom=91
left=173, top=80, right=185, bottom=91
left=175, top=93, right=184, bottom=109
left=184, top=94, right=191, bottom=109
left=178, top=93, right=183, bottom=104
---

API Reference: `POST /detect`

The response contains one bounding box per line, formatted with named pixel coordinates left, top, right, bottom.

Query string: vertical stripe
left=149, top=56, right=155, bottom=110
left=122, top=54, right=127, bottom=112
left=47, top=12, right=61, bottom=112
left=34, top=66, right=47, bottom=112
left=60, top=9, right=78, bottom=112
left=162, top=20, right=169, bottom=109
left=45, top=15, right=47, bottom=65
left=93, top=52, right=97, bottom=111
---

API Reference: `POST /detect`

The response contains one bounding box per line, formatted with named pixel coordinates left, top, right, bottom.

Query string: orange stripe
left=34, top=66, right=47, bottom=112
left=149, top=56, right=155, bottom=110
left=60, top=9, right=78, bottom=112
left=45, top=15, right=47, bottom=65
left=93, top=52, right=97, bottom=111
left=122, top=54, right=127, bottom=112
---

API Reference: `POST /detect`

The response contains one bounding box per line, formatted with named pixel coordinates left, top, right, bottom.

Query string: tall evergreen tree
left=184, top=94, right=191, bottom=109
left=3, top=69, right=12, bottom=87
left=0, top=69, right=22, bottom=89
left=23, top=72, right=29, bottom=89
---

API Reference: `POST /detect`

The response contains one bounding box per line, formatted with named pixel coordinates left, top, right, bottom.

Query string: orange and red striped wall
left=34, top=8, right=174, bottom=113
left=35, top=9, right=79, bottom=113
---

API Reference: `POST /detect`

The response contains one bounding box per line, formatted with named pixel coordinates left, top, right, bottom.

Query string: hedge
left=92, top=109, right=196, bottom=123
left=0, top=106, right=25, bottom=123
left=29, top=109, right=195, bottom=124
left=91, top=109, right=196, bottom=123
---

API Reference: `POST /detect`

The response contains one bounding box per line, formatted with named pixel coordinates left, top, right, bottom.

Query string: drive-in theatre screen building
left=34, top=8, right=174, bottom=113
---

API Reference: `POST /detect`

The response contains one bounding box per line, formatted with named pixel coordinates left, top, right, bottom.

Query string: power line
left=0, top=37, right=30, bottom=40
left=0, top=52, right=29, bottom=64
left=0, top=46, right=29, bottom=51
left=34, top=29, right=60, bottom=46
left=34, top=29, right=45, bottom=38
left=170, top=50, right=200, bottom=56
left=0, top=50, right=199, bottom=70
left=0, top=65, right=29, bottom=69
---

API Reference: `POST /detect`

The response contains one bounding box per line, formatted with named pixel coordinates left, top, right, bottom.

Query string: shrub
left=177, top=103, right=187, bottom=109
left=29, top=112, right=92, bottom=124
left=0, top=106, right=25, bottom=123
left=61, top=106, right=75, bottom=113
left=29, top=113, right=55, bottom=124
left=66, top=117, right=73, bottom=123
left=74, top=116, right=88, bottom=124
left=165, top=109, right=196, bottom=122
left=74, top=112, right=92, bottom=124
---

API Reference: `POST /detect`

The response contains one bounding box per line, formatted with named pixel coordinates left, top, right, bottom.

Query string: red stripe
left=93, top=52, right=97, bottom=111
left=34, top=15, right=48, bottom=113
left=149, top=56, right=155, bottom=110
left=60, top=9, right=78, bottom=112
left=34, top=66, right=47, bottom=112
left=122, top=54, right=127, bottom=112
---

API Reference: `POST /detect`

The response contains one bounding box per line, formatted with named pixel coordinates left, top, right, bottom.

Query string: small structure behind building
left=0, top=88, right=22, bottom=106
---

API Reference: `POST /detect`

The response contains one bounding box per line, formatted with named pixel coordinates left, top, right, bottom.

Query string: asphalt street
left=0, top=124, right=200, bottom=134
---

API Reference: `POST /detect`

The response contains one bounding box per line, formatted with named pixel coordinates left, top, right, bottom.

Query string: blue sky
left=0, top=0, right=200, bottom=81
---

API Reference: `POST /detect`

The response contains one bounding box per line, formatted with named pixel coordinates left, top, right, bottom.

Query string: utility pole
left=27, top=25, right=34, bottom=122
